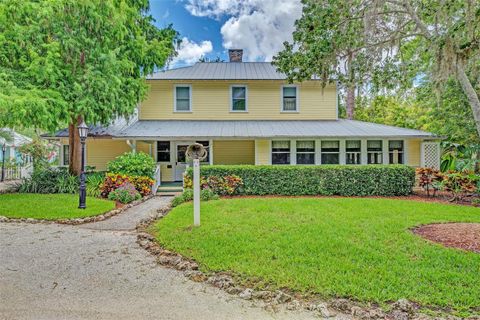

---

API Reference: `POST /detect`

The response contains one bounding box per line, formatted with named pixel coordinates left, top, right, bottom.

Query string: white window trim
left=230, top=85, right=248, bottom=112
left=295, top=139, right=316, bottom=165
left=388, top=139, right=406, bottom=165
left=366, top=139, right=383, bottom=165
left=281, top=85, right=299, bottom=113
left=156, top=141, right=172, bottom=163
left=174, top=84, right=192, bottom=112
left=345, top=139, right=362, bottom=165
left=320, top=139, right=341, bottom=165
left=271, top=139, right=291, bottom=165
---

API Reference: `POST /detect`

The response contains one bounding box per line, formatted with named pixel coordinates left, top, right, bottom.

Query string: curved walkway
left=0, top=196, right=317, bottom=320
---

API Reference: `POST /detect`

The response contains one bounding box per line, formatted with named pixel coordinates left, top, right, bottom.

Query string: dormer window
left=174, top=85, right=191, bottom=112
left=282, top=86, right=298, bottom=112
left=231, top=85, right=247, bottom=112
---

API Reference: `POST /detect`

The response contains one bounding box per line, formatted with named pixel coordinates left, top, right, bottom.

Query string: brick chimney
left=228, top=49, right=243, bottom=62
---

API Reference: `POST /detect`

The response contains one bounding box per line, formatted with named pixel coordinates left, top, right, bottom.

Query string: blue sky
left=148, top=0, right=303, bottom=67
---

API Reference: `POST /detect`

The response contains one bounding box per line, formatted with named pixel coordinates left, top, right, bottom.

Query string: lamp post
left=186, top=143, right=208, bottom=226
left=78, top=121, right=89, bottom=209
left=1, top=143, right=6, bottom=182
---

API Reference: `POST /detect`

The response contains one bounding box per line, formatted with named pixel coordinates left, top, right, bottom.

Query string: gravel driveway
left=0, top=197, right=317, bottom=320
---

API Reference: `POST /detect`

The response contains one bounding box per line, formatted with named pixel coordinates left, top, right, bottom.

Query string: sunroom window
left=272, top=141, right=290, bottom=165
left=367, top=140, right=383, bottom=164
left=157, top=141, right=171, bottom=162
left=282, top=86, right=297, bottom=111
left=346, top=140, right=361, bottom=164
left=196, top=141, right=210, bottom=163
left=389, top=140, right=404, bottom=164
left=231, top=86, right=247, bottom=111
left=321, top=141, right=339, bottom=164
left=296, top=140, right=315, bottom=164
left=175, top=86, right=191, bottom=111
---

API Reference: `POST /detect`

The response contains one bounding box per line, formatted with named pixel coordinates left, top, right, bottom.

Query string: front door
left=174, top=143, right=190, bottom=181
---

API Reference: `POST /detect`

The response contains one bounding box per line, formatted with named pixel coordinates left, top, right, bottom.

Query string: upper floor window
left=231, top=86, right=247, bottom=112
left=272, top=140, right=290, bottom=165
left=389, top=140, right=404, bottom=164
left=174, top=85, right=191, bottom=112
left=296, top=140, right=315, bottom=164
left=282, top=86, right=298, bottom=112
left=346, top=140, right=361, bottom=164
left=157, top=141, right=171, bottom=162
left=321, top=140, right=339, bottom=164
left=367, top=140, right=383, bottom=164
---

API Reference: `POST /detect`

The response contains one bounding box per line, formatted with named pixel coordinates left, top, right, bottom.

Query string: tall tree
left=0, top=0, right=177, bottom=174
left=273, top=0, right=392, bottom=119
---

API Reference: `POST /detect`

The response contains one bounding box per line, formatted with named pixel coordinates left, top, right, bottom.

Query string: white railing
left=1, top=164, right=32, bottom=181
left=152, top=164, right=161, bottom=194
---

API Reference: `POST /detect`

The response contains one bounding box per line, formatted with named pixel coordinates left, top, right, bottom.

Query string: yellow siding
left=86, top=139, right=130, bottom=171
left=136, top=141, right=153, bottom=155
left=255, top=140, right=270, bottom=165
left=140, top=80, right=336, bottom=120
left=213, top=140, right=255, bottom=164
left=160, top=164, right=174, bottom=182
left=407, top=139, right=421, bottom=167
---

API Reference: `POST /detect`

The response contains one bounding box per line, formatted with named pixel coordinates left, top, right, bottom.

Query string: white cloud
left=184, top=0, right=302, bottom=61
left=172, top=37, right=213, bottom=66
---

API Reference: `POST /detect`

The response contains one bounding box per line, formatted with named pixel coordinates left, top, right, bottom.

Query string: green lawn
left=153, top=198, right=480, bottom=314
left=0, top=193, right=115, bottom=220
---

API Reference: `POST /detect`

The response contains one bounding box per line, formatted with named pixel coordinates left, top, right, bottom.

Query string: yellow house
left=49, top=49, right=441, bottom=183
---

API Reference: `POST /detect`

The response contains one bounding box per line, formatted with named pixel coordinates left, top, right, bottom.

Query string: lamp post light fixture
left=1, top=143, right=6, bottom=182
left=78, top=121, right=89, bottom=209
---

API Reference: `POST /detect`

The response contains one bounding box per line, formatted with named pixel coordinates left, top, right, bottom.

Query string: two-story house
left=50, top=49, right=441, bottom=183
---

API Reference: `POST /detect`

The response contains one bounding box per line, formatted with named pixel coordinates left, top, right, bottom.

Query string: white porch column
left=403, top=139, right=408, bottom=165
left=360, top=139, right=368, bottom=165
left=290, top=140, right=296, bottom=165
left=382, top=139, right=389, bottom=164
left=315, top=140, right=321, bottom=165
left=339, top=140, right=346, bottom=165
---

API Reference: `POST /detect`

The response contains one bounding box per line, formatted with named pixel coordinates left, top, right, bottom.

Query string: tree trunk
left=345, top=51, right=355, bottom=120
left=346, top=84, right=355, bottom=120
left=457, top=62, right=480, bottom=138
left=68, top=115, right=83, bottom=176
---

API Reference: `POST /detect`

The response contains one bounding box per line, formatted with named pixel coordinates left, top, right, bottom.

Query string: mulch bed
left=412, top=223, right=480, bottom=253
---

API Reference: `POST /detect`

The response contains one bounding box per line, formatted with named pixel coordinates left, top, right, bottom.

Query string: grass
left=152, top=197, right=480, bottom=315
left=0, top=193, right=115, bottom=220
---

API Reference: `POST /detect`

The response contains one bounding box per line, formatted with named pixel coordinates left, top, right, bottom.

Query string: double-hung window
left=175, top=85, right=191, bottom=112
left=271, top=141, right=290, bottom=165
left=62, top=145, right=70, bottom=166
left=346, top=140, right=361, bottom=164
left=282, top=86, right=298, bottom=112
left=296, top=140, right=315, bottom=164
left=389, top=140, right=404, bottom=164
left=231, top=86, right=247, bottom=112
left=321, top=141, right=340, bottom=164
left=157, top=141, right=171, bottom=162
left=196, top=140, right=210, bottom=163
left=367, top=140, right=383, bottom=164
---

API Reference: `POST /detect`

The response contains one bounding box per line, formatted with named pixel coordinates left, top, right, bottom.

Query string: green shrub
left=107, top=182, right=141, bottom=204
left=86, top=172, right=105, bottom=197
left=185, top=165, right=415, bottom=196
left=19, top=167, right=77, bottom=194
left=171, top=189, right=219, bottom=207
left=107, top=152, right=156, bottom=178
left=184, top=174, right=243, bottom=195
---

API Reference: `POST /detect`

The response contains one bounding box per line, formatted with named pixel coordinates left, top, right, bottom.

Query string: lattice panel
left=421, top=142, right=440, bottom=169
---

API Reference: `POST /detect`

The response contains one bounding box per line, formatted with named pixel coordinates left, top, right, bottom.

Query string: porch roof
left=115, top=120, right=438, bottom=140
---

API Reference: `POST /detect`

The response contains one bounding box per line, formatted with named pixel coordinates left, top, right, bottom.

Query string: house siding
left=140, top=80, right=337, bottom=120
left=213, top=140, right=255, bottom=165
left=407, top=139, right=421, bottom=167
left=255, top=140, right=270, bottom=165
left=86, top=139, right=130, bottom=171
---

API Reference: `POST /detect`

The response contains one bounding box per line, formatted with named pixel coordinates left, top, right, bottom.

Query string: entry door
left=175, top=143, right=190, bottom=181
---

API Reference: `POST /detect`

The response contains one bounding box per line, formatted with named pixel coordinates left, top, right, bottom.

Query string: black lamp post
left=1, top=143, right=6, bottom=182
left=78, top=121, right=89, bottom=209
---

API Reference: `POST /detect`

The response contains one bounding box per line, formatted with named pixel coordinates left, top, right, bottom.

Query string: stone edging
left=0, top=194, right=155, bottom=225
left=135, top=207, right=457, bottom=320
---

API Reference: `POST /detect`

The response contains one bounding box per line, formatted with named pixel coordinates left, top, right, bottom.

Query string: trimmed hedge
left=185, top=165, right=415, bottom=196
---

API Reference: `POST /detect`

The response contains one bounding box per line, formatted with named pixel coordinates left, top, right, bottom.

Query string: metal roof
left=114, top=120, right=438, bottom=139
left=0, top=128, right=32, bottom=147
left=148, top=62, right=302, bottom=80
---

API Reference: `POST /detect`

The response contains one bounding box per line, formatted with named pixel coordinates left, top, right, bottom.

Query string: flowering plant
left=107, top=182, right=141, bottom=204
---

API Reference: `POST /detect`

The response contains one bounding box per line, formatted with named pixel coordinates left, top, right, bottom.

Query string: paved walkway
left=0, top=196, right=317, bottom=320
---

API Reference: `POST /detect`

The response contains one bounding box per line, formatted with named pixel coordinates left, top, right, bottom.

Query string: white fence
left=152, top=164, right=161, bottom=194
left=1, top=164, right=33, bottom=181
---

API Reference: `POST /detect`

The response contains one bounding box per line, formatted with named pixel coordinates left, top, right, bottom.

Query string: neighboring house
left=45, top=49, right=441, bottom=182
left=0, top=129, right=32, bottom=164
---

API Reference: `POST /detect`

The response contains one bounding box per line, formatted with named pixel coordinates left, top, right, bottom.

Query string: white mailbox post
left=186, top=143, right=208, bottom=227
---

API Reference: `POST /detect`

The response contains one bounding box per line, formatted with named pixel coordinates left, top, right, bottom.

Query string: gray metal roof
left=148, top=62, right=299, bottom=80
left=115, top=120, right=438, bottom=139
